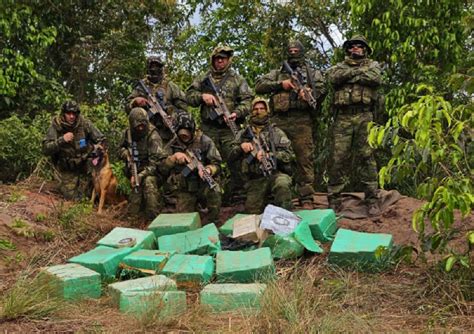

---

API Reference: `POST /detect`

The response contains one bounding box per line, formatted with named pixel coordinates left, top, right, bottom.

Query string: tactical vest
left=169, top=134, right=208, bottom=192
left=270, top=65, right=313, bottom=113
left=128, top=128, right=155, bottom=173
left=54, top=117, right=91, bottom=171
left=200, top=71, right=241, bottom=122
left=333, top=83, right=377, bottom=107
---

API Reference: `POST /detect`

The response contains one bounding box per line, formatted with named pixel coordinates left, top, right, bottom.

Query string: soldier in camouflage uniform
left=159, top=113, right=222, bottom=224
left=127, top=56, right=188, bottom=144
left=255, top=40, right=326, bottom=209
left=43, top=101, right=105, bottom=200
left=326, top=35, right=383, bottom=212
left=119, top=107, right=165, bottom=219
left=229, top=97, right=295, bottom=213
left=186, top=46, right=253, bottom=199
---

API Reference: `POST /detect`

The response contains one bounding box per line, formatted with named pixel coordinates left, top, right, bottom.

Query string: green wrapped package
left=262, top=235, right=304, bottom=259
left=122, top=250, right=175, bottom=272
left=41, top=263, right=101, bottom=300
left=148, top=212, right=201, bottom=238
left=216, top=248, right=275, bottom=283
left=115, top=290, right=186, bottom=317
left=161, top=254, right=215, bottom=288
left=200, top=283, right=267, bottom=312
left=158, top=223, right=221, bottom=255
left=328, top=228, right=393, bottom=269
left=295, top=209, right=337, bottom=242
left=69, top=246, right=133, bottom=279
left=97, top=227, right=156, bottom=250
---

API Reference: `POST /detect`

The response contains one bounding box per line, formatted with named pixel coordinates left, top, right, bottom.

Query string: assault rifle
left=137, top=80, right=177, bottom=137
left=203, top=76, right=240, bottom=138
left=169, top=137, right=222, bottom=193
left=181, top=148, right=222, bottom=193
left=282, top=61, right=318, bottom=109
left=126, top=129, right=140, bottom=193
left=245, top=127, right=276, bottom=177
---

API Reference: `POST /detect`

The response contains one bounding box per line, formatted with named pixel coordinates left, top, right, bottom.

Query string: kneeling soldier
left=229, top=98, right=295, bottom=214
left=119, top=107, right=164, bottom=219
left=43, top=101, right=105, bottom=200
left=159, top=113, right=223, bottom=224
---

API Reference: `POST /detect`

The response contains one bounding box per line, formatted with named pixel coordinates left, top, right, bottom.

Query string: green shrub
left=0, top=113, right=50, bottom=182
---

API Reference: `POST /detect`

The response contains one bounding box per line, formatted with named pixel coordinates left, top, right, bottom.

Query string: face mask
left=178, top=129, right=193, bottom=143
left=133, top=123, right=148, bottom=138
left=147, top=65, right=163, bottom=83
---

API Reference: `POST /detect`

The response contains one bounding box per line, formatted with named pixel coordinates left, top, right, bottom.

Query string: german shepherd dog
left=90, top=143, right=125, bottom=213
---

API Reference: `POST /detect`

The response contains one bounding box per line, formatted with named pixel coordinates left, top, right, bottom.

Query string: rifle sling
left=207, top=70, right=232, bottom=93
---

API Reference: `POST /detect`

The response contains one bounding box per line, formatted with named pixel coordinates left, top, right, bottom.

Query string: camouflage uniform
left=127, top=56, right=188, bottom=144
left=229, top=98, right=295, bottom=214
left=255, top=40, right=326, bottom=206
left=43, top=101, right=105, bottom=200
left=326, top=35, right=383, bottom=208
left=159, top=114, right=223, bottom=224
left=186, top=46, right=253, bottom=198
left=119, top=108, right=165, bottom=219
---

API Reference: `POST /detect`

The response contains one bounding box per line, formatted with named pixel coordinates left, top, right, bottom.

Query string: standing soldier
left=43, top=101, right=105, bottom=200
left=127, top=56, right=188, bottom=144
left=159, top=113, right=222, bottom=225
left=229, top=98, right=295, bottom=214
left=186, top=45, right=253, bottom=199
left=119, top=107, right=164, bottom=219
left=326, top=35, right=383, bottom=213
left=255, top=40, right=326, bottom=209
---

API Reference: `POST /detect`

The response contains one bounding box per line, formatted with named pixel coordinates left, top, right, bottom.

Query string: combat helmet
left=211, top=45, right=234, bottom=59
left=176, top=112, right=196, bottom=134
left=342, top=35, right=372, bottom=55
left=287, top=40, right=305, bottom=55
left=129, top=107, right=149, bottom=129
left=146, top=56, right=164, bottom=68
left=61, top=100, right=80, bottom=115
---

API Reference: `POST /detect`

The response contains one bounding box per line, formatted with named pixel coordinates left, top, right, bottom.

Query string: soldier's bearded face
left=252, top=102, right=268, bottom=119
left=212, top=56, right=229, bottom=71
left=64, top=112, right=77, bottom=124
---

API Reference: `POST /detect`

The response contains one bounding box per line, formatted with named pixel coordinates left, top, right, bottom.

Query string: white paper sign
left=260, top=204, right=302, bottom=236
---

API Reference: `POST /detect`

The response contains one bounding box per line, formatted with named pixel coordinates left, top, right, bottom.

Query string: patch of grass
left=35, top=213, right=47, bottom=222
left=4, top=252, right=25, bottom=266
left=6, top=190, right=26, bottom=203
left=9, top=218, right=35, bottom=238
left=0, top=238, right=16, bottom=251
left=0, top=273, right=66, bottom=321
left=132, top=292, right=180, bottom=330
left=58, top=202, right=93, bottom=228
left=37, top=229, right=55, bottom=242
left=242, top=267, right=374, bottom=333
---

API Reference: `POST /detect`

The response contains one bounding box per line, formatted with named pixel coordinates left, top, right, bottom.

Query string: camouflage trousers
left=327, top=111, right=378, bottom=206
left=53, top=166, right=90, bottom=200
left=174, top=184, right=222, bottom=225
left=244, top=172, right=293, bottom=214
left=201, top=124, right=243, bottom=199
left=128, top=175, right=161, bottom=219
left=272, top=111, right=315, bottom=202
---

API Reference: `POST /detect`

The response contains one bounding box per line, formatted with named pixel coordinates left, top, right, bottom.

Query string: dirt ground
left=0, top=177, right=472, bottom=332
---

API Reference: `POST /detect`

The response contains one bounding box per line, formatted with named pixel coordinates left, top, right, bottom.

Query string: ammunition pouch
left=270, top=92, right=290, bottom=113
left=334, top=84, right=377, bottom=107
